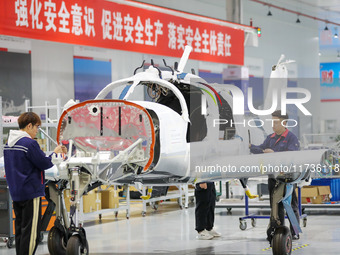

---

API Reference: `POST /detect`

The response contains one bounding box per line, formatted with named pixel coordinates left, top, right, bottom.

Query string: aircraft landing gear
left=46, top=168, right=92, bottom=255
left=66, top=227, right=89, bottom=255
left=272, top=226, right=292, bottom=255
left=48, top=214, right=89, bottom=255
left=47, top=225, right=67, bottom=255
left=269, top=182, right=300, bottom=255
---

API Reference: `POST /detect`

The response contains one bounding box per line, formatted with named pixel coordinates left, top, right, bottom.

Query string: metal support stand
left=282, top=184, right=302, bottom=236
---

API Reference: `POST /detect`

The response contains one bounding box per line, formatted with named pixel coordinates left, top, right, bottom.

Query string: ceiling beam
left=250, top=0, right=340, bottom=26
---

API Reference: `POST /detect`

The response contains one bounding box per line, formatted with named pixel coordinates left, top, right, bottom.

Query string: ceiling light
left=334, top=28, right=338, bottom=39
left=324, top=25, right=329, bottom=31
left=267, top=7, right=272, bottom=16
left=318, top=52, right=321, bottom=56
left=296, top=17, right=301, bottom=23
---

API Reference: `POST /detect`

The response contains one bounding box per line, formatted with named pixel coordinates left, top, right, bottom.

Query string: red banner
left=0, top=0, right=245, bottom=65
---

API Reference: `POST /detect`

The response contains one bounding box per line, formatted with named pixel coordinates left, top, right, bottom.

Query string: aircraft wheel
left=48, top=227, right=67, bottom=255
left=6, top=237, right=14, bottom=248
left=272, top=226, right=292, bottom=255
left=303, top=218, right=307, bottom=227
left=142, top=211, right=146, bottom=217
left=66, top=235, right=89, bottom=255
left=115, top=212, right=118, bottom=218
left=251, top=218, right=257, bottom=227
left=239, top=220, right=247, bottom=231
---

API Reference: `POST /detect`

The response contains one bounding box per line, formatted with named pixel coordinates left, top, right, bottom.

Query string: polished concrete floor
left=1, top=202, right=340, bottom=255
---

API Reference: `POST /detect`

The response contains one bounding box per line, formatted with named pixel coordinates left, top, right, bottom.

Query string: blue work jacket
left=250, top=129, right=299, bottom=154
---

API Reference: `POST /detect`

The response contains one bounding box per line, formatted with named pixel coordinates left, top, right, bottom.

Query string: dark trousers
left=195, top=182, right=216, bottom=233
left=268, top=178, right=300, bottom=236
left=13, top=197, right=41, bottom=255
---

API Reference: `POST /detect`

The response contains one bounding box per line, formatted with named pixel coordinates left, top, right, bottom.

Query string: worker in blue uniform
left=250, top=110, right=300, bottom=242
left=4, top=112, right=66, bottom=255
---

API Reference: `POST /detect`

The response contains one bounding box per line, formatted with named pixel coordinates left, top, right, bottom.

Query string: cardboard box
left=83, top=190, right=101, bottom=213
left=168, top=186, right=178, bottom=191
left=300, top=186, right=331, bottom=204
left=101, top=190, right=119, bottom=209
left=64, top=189, right=102, bottom=213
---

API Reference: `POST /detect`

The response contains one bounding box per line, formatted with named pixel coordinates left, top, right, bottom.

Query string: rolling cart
left=238, top=186, right=307, bottom=231
left=0, top=178, right=15, bottom=248
left=217, top=182, right=307, bottom=231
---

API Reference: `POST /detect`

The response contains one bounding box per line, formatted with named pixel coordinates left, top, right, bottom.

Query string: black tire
left=48, top=227, right=67, bottom=255
left=251, top=218, right=257, bottom=227
left=272, top=226, right=292, bottom=255
left=239, top=221, right=247, bottom=231
left=66, top=235, right=89, bottom=255
left=303, top=218, right=307, bottom=227
left=6, top=237, right=14, bottom=248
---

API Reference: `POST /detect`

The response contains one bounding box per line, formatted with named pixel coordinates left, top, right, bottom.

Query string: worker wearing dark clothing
left=4, top=112, right=66, bottom=255
left=249, top=129, right=299, bottom=154
left=250, top=110, right=300, bottom=241
left=195, top=182, right=220, bottom=240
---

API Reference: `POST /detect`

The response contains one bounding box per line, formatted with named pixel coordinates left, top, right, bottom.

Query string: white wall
left=242, top=0, right=322, bottom=136
left=31, top=41, right=74, bottom=115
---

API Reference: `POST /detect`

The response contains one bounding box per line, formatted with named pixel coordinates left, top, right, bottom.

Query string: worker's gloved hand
left=245, top=189, right=258, bottom=199
left=54, top=145, right=67, bottom=154
left=263, top=148, right=274, bottom=153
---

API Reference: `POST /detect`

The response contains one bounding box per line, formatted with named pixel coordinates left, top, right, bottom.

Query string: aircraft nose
left=56, top=100, right=156, bottom=175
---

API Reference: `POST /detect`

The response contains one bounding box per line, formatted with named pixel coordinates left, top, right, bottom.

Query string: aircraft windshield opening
left=156, top=83, right=207, bottom=142
left=217, top=93, right=235, bottom=140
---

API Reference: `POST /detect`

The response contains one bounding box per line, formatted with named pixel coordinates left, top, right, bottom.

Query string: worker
left=4, top=112, right=66, bottom=255
left=195, top=182, right=221, bottom=240
left=250, top=110, right=300, bottom=242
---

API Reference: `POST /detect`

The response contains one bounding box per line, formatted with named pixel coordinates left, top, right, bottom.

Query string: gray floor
left=1, top=203, right=340, bottom=255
